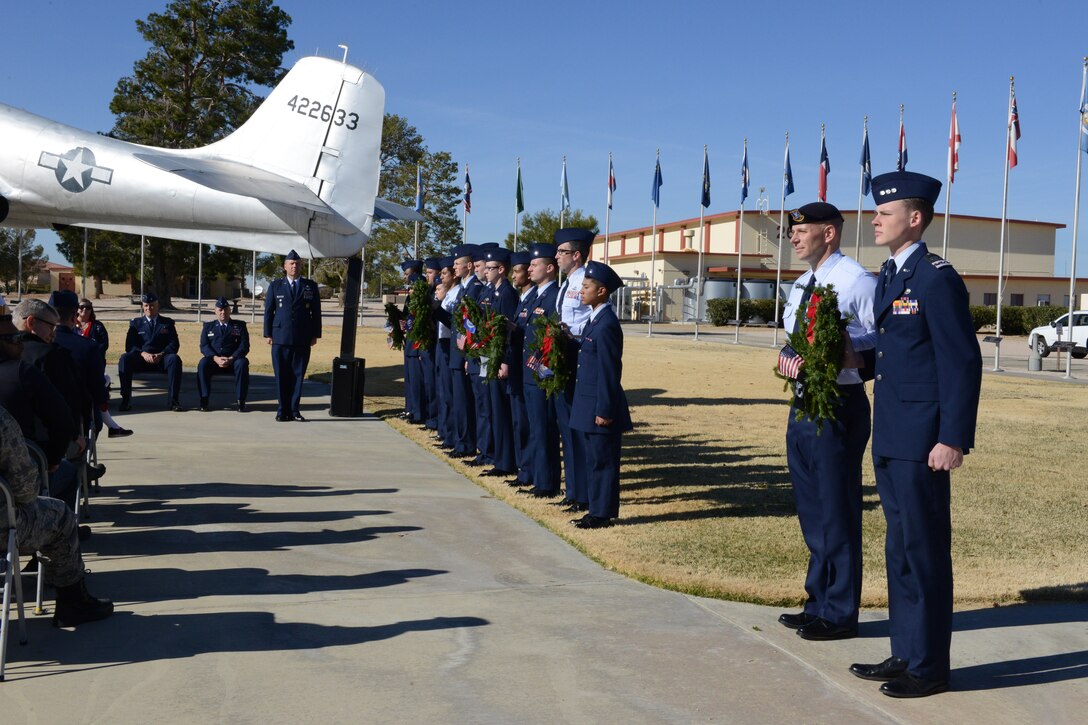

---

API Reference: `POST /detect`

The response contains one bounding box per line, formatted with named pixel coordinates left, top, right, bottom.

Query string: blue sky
left=3, top=0, right=1088, bottom=276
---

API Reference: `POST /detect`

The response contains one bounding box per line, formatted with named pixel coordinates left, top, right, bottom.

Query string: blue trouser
left=577, top=428, right=623, bottom=519
left=508, top=388, right=531, bottom=483
left=420, top=346, right=437, bottom=428
left=118, top=350, right=182, bottom=402
left=785, top=383, right=869, bottom=628
left=271, top=343, right=311, bottom=416
left=554, top=387, right=586, bottom=503
left=435, top=339, right=453, bottom=442
left=488, top=378, right=515, bottom=473
left=874, top=455, right=953, bottom=682
left=523, top=383, right=559, bottom=493
left=197, top=356, right=250, bottom=401
left=404, top=350, right=425, bottom=422
left=48, top=459, right=79, bottom=510
left=469, top=372, right=493, bottom=463
left=449, top=368, right=476, bottom=456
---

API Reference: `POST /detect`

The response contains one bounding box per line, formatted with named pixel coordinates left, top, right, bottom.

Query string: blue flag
left=1080, top=74, right=1088, bottom=154
left=701, top=148, right=711, bottom=208
left=784, top=143, right=795, bottom=198
left=561, top=159, right=571, bottom=212
left=860, top=127, right=872, bottom=195
left=740, top=143, right=749, bottom=204
left=414, top=164, right=424, bottom=213
left=652, top=158, right=663, bottom=208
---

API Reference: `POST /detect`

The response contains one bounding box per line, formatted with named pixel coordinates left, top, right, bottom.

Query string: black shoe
left=482, top=468, right=513, bottom=477
left=293, top=413, right=306, bottom=422
left=235, top=401, right=246, bottom=412
left=21, top=554, right=38, bottom=574
left=575, top=515, right=614, bottom=529
left=880, top=673, right=949, bottom=698
left=171, top=400, right=185, bottom=412
left=464, top=458, right=487, bottom=467
left=778, top=612, right=819, bottom=630
left=849, top=656, right=909, bottom=682
left=518, top=488, right=559, bottom=498
left=506, top=479, right=531, bottom=488
left=796, top=618, right=857, bottom=641
left=118, top=399, right=131, bottom=412
left=199, top=397, right=209, bottom=412
left=53, top=578, right=114, bottom=628
left=107, top=426, right=134, bottom=438
left=78, top=525, right=92, bottom=541
left=276, top=414, right=292, bottom=422
left=86, top=463, right=107, bottom=481
left=563, top=502, right=589, bottom=513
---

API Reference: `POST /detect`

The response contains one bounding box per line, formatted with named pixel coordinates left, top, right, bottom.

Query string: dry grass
left=106, top=319, right=1088, bottom=607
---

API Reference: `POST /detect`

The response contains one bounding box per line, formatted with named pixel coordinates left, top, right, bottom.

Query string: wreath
left=774, top=283, right=850, bottom=432
left=384, top=302, right=404, bottom=350
left=405, top=278, right=435, bottom=351
left=526, top=313, right=571, bottom=398
left=452, top=296, right=508, bottom=380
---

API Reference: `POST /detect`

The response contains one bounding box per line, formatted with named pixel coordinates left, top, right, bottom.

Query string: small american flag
left=778, top=344, right=804, bottom=379
left=526, top=353, right=553, bottom=378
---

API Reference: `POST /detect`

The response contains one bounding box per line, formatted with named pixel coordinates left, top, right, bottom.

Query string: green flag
left=516, top=163, right=525, bottom=214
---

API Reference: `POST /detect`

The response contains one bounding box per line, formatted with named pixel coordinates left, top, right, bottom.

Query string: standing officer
left=399, top=259, right=426, bottom=424
left=554, top=228, right=593, bottom=511
left=849, top=171, right=981, bottom=699
left=519, top=243, right=561, bottom=497
left=482, top=246, right=518, bottom=477
left=569, top=261, right=632, bottom=528
left=502, top=251, right=536, bottom=487
left=433, top=244, right=481, bottom=457
left=465, top=244, right=497, bottom=467
left=264, top=249, right=322, bottom=422
left=118, top=293, right=184, bottom=411
left=197, top=296, right=250, bottom=412
left=420, top=257, right=443, bottom=431
left=775, top=202, right=876, bottom=642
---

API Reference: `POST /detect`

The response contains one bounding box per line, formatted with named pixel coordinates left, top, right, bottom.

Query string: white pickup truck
left=1028, top=310, right=1088, bottom=359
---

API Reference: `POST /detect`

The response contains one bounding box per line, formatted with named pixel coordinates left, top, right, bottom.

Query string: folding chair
left=73, top=426, right=94, bottom=520
left=21, top=441, right=51, bottom=616
left=0, top=475, right=29, bottom=682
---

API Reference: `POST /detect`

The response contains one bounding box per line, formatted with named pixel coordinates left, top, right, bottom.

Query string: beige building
left=590, top=210, right=1085, bottom=321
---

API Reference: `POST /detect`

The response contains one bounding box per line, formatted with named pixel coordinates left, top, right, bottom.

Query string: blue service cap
left=787, top=202, right=844, bottom=229
left=478, top=242, right=500, bottom=249
left=485, top=247, right=511, bottom=265
left=48, top=290, right=79, bottom=309
left=584, top=260, right=625, bottom=294
left=554, top=228, right=596, bottom=246
left=424, top=257, right=442, bottom=271
left=528, top=243, right=557, bottom=260
left=214, top=296, right=229, bottom=309
left=870, top=171, right=942, bottom=206
left=400, top=259, right=423, bottom=273
left=285, top=249, right=302, bottom=261
left=451, top=243, right=478, bottom=259
left=439, top=256, right=455, bottom=269
left=141, top=293, right=158, bottom=304
left=510, top=251, right=532, bottom=267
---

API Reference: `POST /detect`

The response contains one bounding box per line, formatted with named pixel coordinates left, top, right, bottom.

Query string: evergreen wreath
left=527, top=313, right=571, bottom=398
left=384, top=302, right=404, bottom=350
left=405, top=278, right=435, bottom=351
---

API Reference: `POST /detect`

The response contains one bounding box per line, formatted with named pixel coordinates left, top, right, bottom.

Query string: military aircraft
left=0, top=55, right=419, bottom=259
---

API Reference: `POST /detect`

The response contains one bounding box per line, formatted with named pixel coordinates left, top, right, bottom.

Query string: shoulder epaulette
left=924, top=253, right=952, bottom=270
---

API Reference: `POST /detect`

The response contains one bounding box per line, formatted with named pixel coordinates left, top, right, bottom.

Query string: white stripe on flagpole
left=1066, top=58, right=1088, bottom=379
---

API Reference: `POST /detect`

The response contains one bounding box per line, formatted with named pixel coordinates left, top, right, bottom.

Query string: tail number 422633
left=286, top=95, right=359, bottom=130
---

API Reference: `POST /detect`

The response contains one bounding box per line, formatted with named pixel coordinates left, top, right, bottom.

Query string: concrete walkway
left=2, top=374, right=1085, bottom=723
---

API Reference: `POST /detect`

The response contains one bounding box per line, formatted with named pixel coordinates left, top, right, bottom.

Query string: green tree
left=0, top=228, right=47, bottom=293
left=503, top=208, right=599, bottom=250
left=108, top=0, right=293, bottom=308
left=56, top=228, right=144, bottom=298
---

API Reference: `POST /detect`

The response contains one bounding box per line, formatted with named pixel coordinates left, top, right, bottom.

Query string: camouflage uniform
left=0, top=406, right=84, bottom=587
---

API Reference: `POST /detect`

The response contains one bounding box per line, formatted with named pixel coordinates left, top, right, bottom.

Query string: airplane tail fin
left=202, top=56, right=384, bottom=244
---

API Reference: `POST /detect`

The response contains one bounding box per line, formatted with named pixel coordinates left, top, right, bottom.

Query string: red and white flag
left=1007, top=93, right=1021, bottom=169
left=777, top=344, right=804, bottom=380
left=948, top=100, right=961, bottom=183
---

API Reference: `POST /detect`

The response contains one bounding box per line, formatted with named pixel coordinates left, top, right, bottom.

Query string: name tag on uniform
left=892, top=297, right=919, bottom=315
left=276, top=295, right=285, bottom=308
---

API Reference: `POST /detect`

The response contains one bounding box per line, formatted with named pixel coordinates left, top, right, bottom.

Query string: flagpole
left=140, top=235, right=145, bottom=296
left=695, top=145, right=707, bottom=341
left=560, top=156, right=566, bottom=228
left=82, top=228, right=88, bottom=298
left=604, top=152, right=612, bottom=264
left=251, top=250, right=256, bottom=324
left=856, top=116, right=867, bottom=260
left=943, top=92, right=957, bottom=259
left=773, top=133, right=789, bottom=347
left=197, top=242, right=203, bottom=324
left=994, top=77, right=1014, bottom=372
left=899, top=104, right=906, bottom=170
left=1066, top=58, right=1088, bottom=379
left=649, top=149, right=660, bottom=338
left=735, top=138, right=747, bottom=344
left=515, top=157, right=520, bottom=251
left=463, top=164, right=469, bottom=243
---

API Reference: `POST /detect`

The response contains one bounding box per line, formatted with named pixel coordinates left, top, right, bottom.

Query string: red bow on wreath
left=805, top=293, right=821, bottom=344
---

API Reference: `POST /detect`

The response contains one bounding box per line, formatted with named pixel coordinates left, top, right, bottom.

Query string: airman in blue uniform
left=849, top=171, right=982, bottom=699
left=420, top=257, right=443, bottom=430
left=465, top=243, right=499, bottom=467
left=400, top=259, right=426, bottom=424
left=569, top=261, right=631, bottom=528
left=502, top=251, right=536, bottom=487
left=481, top=246, right=519, bottom=477
left=197, top=296, right=250, bottom=411
left=118, top=292, right=184, bottom=411
left=433, top=244, right=481, bottom=457
left=263, top=249, right=322, bottom=422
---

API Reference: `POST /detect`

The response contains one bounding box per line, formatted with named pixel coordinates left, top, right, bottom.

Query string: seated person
left=0, top=405, right=113, bottom=627
left=197, top=297, right=250, bottom=412
left=75, top=298, right=132, bottom=438
left=118, top=293, right=184, bottom=411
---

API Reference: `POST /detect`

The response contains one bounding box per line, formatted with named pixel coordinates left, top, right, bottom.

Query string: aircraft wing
left=133, top=152, right=333, bottom=215
left=373, top=197, right=425, bottom=222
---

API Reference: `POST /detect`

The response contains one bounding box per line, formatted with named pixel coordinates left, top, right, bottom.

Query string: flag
left=516, top=163, right=525, bottom=214
left=948, top=100, right=961, bottom=183
left=784, top=142, right=795, bottom=198
left=463, top=168, right=472, bottom=213
left=818, top=134, right=830, bottom=202
left=1008, top=93, right=1021, bottom=169
left=777, top=343, right=804, bottom=379
left=740, top=143, right=749, bottom=204
left=860, top=126, right=872, bottom=195
left=1081, top=70, right=1088, bottom=154
left=898, top=116, right=908, bottom=171
left=607, top=156, right=617, bottom=210
left=701, top=147, right=711, bottom=208
left=561, top=158, right=570, bottom=212
left=414, top=164, right=424, bottom=213
left=651, top=157, right=663, bottom=208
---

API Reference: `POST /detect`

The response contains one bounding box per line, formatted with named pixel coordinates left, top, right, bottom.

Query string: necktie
left=291, top=280, right=298, bottom=297
left=793, top=280, right=816, bottom=334
left=881, top=262, right=894, bottom=294
left=558, top=280, right=568, bottom=312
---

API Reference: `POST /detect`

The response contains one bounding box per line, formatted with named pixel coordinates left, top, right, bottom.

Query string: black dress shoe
left=563, top=502, right=588, bottom=513
left=464, top=458, right=486, bottom=467
left=518, top=488, right=559, bottom=498
left=778, top=612, right=819, bottom=630
left=199, top=397, right=209, bottom=411
left=482, top=468, right=513, bottom=477
left=235, top=400, right=246, bottom=412
left=880, top=673, right=949, bottom=698
left=118, top=400, right=132, bottom=412
left=171, top=400, right=185, bottom=412
left=293, top=413, right=306, bottom=421
left=575, top=515, right=613, bottom=529
left=107, top=426, right=134, bottom=438
left=506, top=479, right=530, bottom=488
left=796, top=618, right=857, bottom=641
left=86, top=463, right=107, bottom=481
left=276, top=414, right=292, bottom=422
left=849, top=656, right=909, bottom=682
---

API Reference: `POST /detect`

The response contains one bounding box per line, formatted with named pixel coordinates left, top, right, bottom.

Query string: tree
left=0, top=228, right=47, bottom=293
left=108, top=0, right=293, bottom=308
left=55, top=228, right=144, bottom=298
left=503, top=208, right=599, bottom=250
